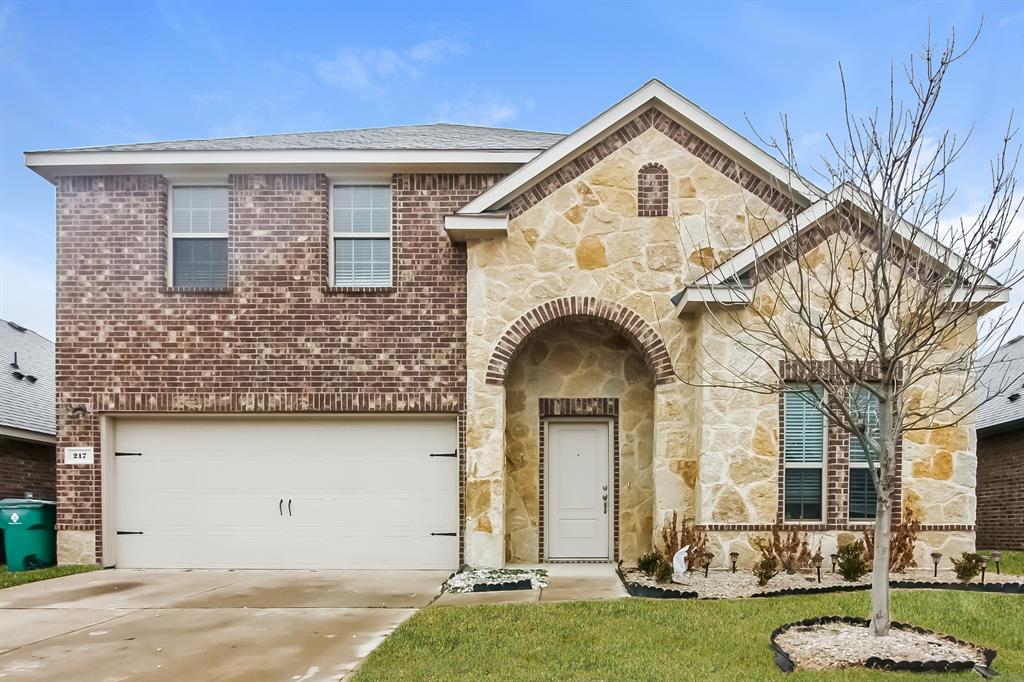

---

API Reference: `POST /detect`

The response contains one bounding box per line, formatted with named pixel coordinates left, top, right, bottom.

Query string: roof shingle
left=977, top=335, right=1024, bottom=432
left=34, top=123, right=565, bottom=154
left=0, top=320, right=55, bottom=436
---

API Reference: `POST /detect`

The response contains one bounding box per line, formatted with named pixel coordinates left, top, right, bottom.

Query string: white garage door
left=111, top=416, right=459, bottom=569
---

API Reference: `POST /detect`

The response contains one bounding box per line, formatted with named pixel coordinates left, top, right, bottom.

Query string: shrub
left=636, top=551, right=660, bottom=576
left=837, top=540, right=870, bottom=581
left=754, top=526, right=813, bottom=573
left=659, top=511, right=707, bottom=571
left=653, top=558, right=674, bottom=584
left=951, top=552, right=984, bottom=583
left=862, top=508, right=920, bottom=572
left=752, top=557, right=779, bottom=587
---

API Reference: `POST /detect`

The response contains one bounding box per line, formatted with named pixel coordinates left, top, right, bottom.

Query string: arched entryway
left=496, top=298, right=669, bottom=564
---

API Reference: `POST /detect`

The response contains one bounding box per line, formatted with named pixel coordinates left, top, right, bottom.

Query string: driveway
left=0, top=568, right=448, bottom=681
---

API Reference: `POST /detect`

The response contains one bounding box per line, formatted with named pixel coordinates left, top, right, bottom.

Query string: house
left=25, top=80, right=989, bottom=570
left=975, top=336, right=1024, bottom=551
left=0, top=319, right=56, bottom=501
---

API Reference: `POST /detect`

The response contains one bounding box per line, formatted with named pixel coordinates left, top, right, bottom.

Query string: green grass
left=0, top=563, right=98, bottom=589
left=979, top=549, right=1024, bottom=576
left=353, top=590, right=1023, bottom=681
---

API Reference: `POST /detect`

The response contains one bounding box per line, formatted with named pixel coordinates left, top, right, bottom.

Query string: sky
left=1, top=0, right=1022, bottom=342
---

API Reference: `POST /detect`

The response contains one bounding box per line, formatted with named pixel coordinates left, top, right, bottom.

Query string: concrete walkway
left=0, top=568, right=448, bottom=681
left=432, top=563, right=627, bottom=606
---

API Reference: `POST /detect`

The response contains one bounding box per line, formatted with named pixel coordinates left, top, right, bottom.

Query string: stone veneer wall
left=503, top=321, right=655, bottom=563
left=464, top=123, right=789, bottom=566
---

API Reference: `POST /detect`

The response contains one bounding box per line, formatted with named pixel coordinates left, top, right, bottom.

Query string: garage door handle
left=288, top=499, right=292, bottom=516
left=279, top=499, right=283, bottom=516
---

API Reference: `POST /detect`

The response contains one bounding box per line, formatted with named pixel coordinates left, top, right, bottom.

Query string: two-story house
left=26, top=80, right=985, bottom=570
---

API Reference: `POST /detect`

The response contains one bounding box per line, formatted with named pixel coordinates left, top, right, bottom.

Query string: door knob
left=602, top=492, right=608, bottom=514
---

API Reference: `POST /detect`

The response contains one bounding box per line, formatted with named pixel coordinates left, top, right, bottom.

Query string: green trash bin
left=0, top=498, right=57, bottom=571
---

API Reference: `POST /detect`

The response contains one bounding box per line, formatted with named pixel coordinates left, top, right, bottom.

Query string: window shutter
left=784, top=388, right=826, bottom=463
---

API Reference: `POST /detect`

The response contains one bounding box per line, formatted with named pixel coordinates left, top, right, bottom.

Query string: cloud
left=314, top=38, right=464, bottom=95
left=435, top=95, right=535, bottom=127
left=999, top=9, right=1024, bottom=28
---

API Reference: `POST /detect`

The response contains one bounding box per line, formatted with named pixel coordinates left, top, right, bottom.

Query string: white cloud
left=435, top=95, right=535, bottom=127
left=999, top=9, right=1024, bottom=28
left=314, top=38, right=464, bottom=95
left=0, top=253, right=55, bottom=341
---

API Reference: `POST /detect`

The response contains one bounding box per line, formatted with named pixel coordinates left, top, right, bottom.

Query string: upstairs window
left=332, top=185, right=392, bottom=287
left=849, top=386, right=881, bottom=520
left=782, top=386, right=827, bottom=521
left=637, top=163, right=668, bottom=217
left=170, top=186, right=229, bottom=288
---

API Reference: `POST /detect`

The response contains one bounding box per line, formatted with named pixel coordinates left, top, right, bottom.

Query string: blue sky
left=1, top=0, right=1022, bottom=341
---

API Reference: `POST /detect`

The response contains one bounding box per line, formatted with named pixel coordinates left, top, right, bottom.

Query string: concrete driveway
left=0, top=568, right=448, bottom=681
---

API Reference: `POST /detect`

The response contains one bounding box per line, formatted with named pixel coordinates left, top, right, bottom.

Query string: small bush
left=753, top=525, right=813, bottom=573
left=752, top=557, right=779, bottom=586
left=862, top=508, right=920, bottom=572
left=653, top=558, right=674, bottom=584
left=837, top=540, right=870, bottom=581
left=951, top=552, right=984, bottom=582
left=636, top=551, right=660, bottom=576
left=658, top=511, right=707, bottom=571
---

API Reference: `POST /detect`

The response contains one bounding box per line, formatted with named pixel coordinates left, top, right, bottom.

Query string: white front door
left=547, top=421, right=610, bottom=560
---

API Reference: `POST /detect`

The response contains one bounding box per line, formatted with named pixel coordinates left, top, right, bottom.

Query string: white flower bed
left=444, top=567, right=548, bottom=593
left=775, top=621, right=988, bottom=671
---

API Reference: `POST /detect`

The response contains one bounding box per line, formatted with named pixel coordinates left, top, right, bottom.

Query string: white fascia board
left=458, top=79, right=820, bottom=215
left=693, top=183, right=1004, bottom=289
left=443, top=213, right=509, bottom=241
left=674, top=285, right=752, bottom=315
left=23, top=149, right=538, bottom=184
left=0, top=424, right=56, bottom=444
left=944, top=285, right=1010, bottom=314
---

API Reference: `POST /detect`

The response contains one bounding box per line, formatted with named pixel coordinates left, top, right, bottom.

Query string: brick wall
left=55, top=172, right=501, bottom=561
left=0, top=437, right=56, bottom=500
left=976, top=428, right=1024, bottom=550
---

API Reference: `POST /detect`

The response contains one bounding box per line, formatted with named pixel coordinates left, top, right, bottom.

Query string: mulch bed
left=771, top=616, right=996, bottom=675
left=618, top=566, right=1024, bottom=600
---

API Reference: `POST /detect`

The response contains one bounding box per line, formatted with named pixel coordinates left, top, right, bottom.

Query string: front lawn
left=0, top=563, right=98, bottom=589
left=979, top=549, right=1024, bottom=576
left=353, top=590, right=1023, bottom=681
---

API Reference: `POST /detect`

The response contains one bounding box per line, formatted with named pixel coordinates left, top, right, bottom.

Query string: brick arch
left=485, top=296, right=674, bottom=386
left=637, top=162, right=669, bottom=217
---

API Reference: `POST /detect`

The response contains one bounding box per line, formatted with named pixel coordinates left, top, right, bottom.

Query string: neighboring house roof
left=977, top=335, right=1024, bottom=434
left=0, top=319, right=55, bottom=440
left=673, top=184, right=1007, bottom=313
left=29, top=123, right=565, bottom=153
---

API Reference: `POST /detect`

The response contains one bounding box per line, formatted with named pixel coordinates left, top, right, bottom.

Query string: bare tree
left=676, top=27, right=1023, bottom=636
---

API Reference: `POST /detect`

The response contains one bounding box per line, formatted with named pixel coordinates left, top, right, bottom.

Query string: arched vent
left=637, top=162, right=669, bottom=217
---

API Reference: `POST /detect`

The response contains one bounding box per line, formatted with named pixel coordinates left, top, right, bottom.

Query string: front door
left=547, top=421, right=610, bottom=560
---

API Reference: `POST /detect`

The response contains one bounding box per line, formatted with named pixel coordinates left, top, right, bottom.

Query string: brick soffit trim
left=486, top=296, right=674, bottom=386
left=507, top=106, right=802, bottom=218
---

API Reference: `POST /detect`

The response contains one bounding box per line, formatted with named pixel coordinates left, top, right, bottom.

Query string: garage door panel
left=112, top=417, right=458, bottom=569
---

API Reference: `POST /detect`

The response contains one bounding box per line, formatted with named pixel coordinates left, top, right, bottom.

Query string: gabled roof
left=0, top=319, right=55, bottom=441
left=674, top=184, right=1006, bottom=313
left=455, top=79, right=821, bottom=218
left=977, top=335, right=1024, bottom=433
left=30, top=123, right=565, bottom=154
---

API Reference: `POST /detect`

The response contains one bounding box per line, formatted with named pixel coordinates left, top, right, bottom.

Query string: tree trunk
left=870, top=493, right=892, bottom=636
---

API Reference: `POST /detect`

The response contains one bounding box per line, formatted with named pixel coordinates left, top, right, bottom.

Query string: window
left=170, top=186, right=229, bottom=288
left=849, top=386, right=881, bottom=520
left=332, top=185, right=392, bottom=287
left=783, top=386, right=826, bottom=521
